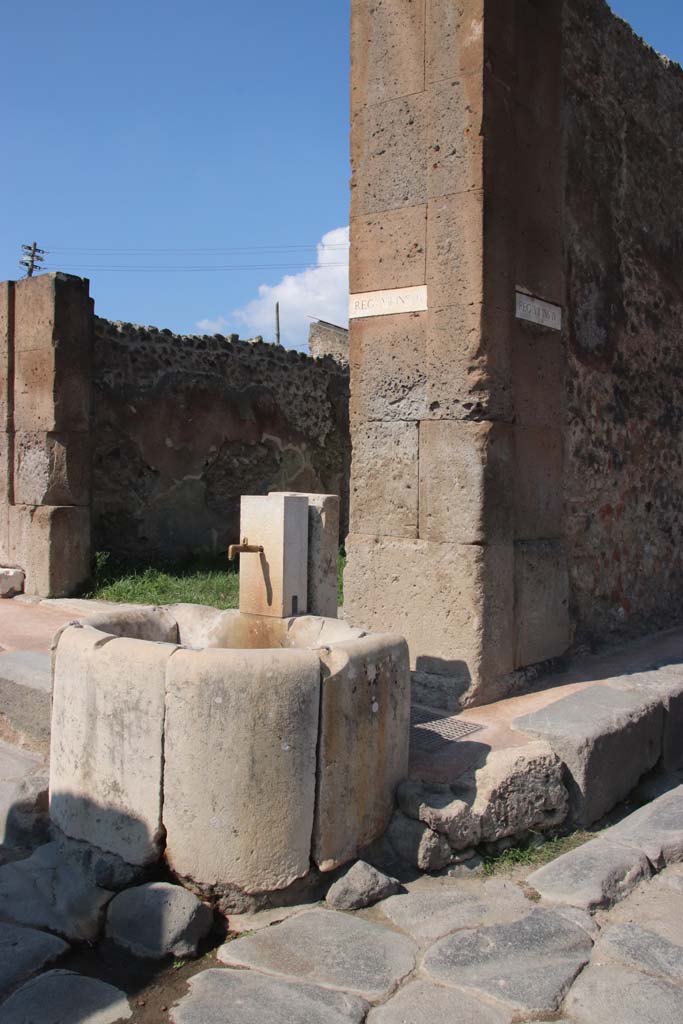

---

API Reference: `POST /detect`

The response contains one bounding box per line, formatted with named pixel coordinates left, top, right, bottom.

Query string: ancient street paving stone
left=0, top=922, right=68, bottom=997
left=422, top=908, right=592, bottom=1016
left=512, top=685, right=663, bottom=825
left=227, top=903, right=318, bottom=935
left=594, top=922, right=683, bottom=981
left=600, top=785, right=683, bottom=867
left=0, top=740, right=45, bottom=848
left=605, top=870, right=683, bottom=947
left=376, top=878, right=529, bottom=944
left=551, top=904, right=600, bottom=937
left=564, top=964, right=683, bottom=1024
left=659, top=862, right=683, bottom=894
left=105, top=882, right=213, bottom=959
left=217, top=909, right=417, bottom=1001
left=0, top=842, right=113, bottom=942
left=525, top=839, right=651, bottom=911
left=366, top=980, right=513, bottom=1023
left=326, top=861, right=400, bottom=911
left=170, top=968, right=369, bottom=1024
left=0, top=969, right=131, bottom=1023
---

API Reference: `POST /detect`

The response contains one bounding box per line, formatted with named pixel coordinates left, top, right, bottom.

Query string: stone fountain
left=48, top=493, right=410, bottom=912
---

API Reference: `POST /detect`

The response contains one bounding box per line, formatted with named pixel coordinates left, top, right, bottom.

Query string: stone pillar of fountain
left=238, top=493, right=309, bottom=618
left=236, top=492, right=340, bottom=619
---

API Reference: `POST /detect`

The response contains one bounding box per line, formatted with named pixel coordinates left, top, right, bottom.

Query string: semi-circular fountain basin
left=49, top=605, right=410, bottom=909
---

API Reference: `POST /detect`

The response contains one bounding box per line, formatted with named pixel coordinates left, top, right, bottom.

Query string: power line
left=41, top=262, right=349, bottom=273
left=44, top=243, right=349, bottom=255
left=19, top=242, right=47, bottom=277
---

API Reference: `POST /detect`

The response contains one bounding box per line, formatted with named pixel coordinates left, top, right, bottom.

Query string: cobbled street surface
left=168, top=854, right=683, bottom=1024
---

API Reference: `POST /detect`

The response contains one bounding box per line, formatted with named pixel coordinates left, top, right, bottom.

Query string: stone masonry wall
left=563, top=0, right=683, bottom=644
left=309, top=320, right=350, bottom=366
left=344, top=0, right=568, bottom=710
left=0, top=274, right=92, bottom=596
left=93, top=319, right=349, bottom=559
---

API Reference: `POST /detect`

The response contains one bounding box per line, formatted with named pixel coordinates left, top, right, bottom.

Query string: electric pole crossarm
left=19, top=241, right=47, bottom=277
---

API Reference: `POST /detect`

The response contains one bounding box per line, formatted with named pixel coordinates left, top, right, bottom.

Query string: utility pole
left=19, top=242, right=47, bottom=278
left=275, top=302, right=281, bottom=346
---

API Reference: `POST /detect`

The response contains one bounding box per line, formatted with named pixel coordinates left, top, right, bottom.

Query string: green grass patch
left=337, top=549, right=346, bottom=607
left=84, top=551, right=240, bottom=609
left=483, top=830, right=596, bottom=876
left=85, top=548, right=347, bottom=610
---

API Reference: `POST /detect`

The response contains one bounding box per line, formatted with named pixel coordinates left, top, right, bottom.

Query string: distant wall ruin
left=308, top=320, right=349, bottom=366
left=93, top=319, right=349, bottom=559
left=0, top=273, right=349, bottom=594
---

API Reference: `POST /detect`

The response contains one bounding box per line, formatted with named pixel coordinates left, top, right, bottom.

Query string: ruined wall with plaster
left=93, top=319, right=349, bottom=559
left=563, top=0, right=683, bottom=644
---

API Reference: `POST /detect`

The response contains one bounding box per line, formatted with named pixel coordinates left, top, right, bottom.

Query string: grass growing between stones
left=482, top=830, right=596, bottom=876
left=84, top=552, right=241, bottom=609
left=337, top=549, right=346, bottom=606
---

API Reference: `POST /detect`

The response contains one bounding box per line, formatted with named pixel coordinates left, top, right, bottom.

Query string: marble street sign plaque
left=515, top=291, right=563, bottom=331
left=349, top=285, right=428, bottom=320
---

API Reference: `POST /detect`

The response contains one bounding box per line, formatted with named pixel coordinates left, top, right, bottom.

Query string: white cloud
left=196, top=315, right=231, bottom=334
left=196, top=226, right=349, bottom=350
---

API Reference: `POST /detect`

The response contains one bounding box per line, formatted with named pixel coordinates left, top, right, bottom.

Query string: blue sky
left=1, top=1, right=680, bottom=348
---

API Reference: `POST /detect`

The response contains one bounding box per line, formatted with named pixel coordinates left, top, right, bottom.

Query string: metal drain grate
left=410, top=704, right=484, bottom=751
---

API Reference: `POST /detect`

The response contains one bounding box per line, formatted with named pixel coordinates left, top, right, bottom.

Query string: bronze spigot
left=228, top=537, right=265, bottom=561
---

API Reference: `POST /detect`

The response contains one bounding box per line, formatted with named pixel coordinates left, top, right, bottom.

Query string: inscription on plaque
left=349, top=284, right=428, bottom=320
left=515, top=291, right=562, bottom=332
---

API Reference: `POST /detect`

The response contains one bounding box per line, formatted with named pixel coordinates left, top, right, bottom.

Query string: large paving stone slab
left=0, top=969, right=131, bottom=1023
left=564, top=964, right=683, bottom=1024
left=607, top=665, right=683, bottom=771
left=526, top=839, right=651, bottom=911
left=170, top=968, right=368, bottom=1024
left=217, top=909, right=416, bottom=1001
left=0, top=841, right=113, bottom=942
left=600, top=786, right=683, bottom=867
left=367, top=979, right=513, bottom=1023
left=422, top=908, right=592, bottom=1016
left=512, top=685, right=663, bottom=825
left=595, top=923, right=683, bottom=981
left=106, top=882, right=213, bottom=959
left=227, top=902, right=318, bottom=935
left=0, top=740, right=47, bottom=849
left=377, top=879, right=529, bottom=944
left=0, top=922, right=68, bottom=997
left=0, top=652, right=51, bottom=754
left=659, top=863, right=683, bottom=895
left=0, top=651, right=51, bottom=693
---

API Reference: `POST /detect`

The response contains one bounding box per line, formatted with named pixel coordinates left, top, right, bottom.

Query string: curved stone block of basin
left=49, top=606, right=410, bottom=901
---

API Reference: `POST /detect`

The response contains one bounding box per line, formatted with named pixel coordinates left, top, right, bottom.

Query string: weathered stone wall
left=0, top=274, right=92, bottom=597
left=345, top=0, right=568, bottom=710
left=93, top=319, right=349, bottom=559
left=563, top=0, right=683, bottom=644
left=309, top=320, right=349, bottom=366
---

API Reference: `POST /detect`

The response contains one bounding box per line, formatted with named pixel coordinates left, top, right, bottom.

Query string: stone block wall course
left=346, top=0, right=565, bottom=707
left=347, top=0, right=682, bottom=709
left=0, top=274, right=92, bottom=596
